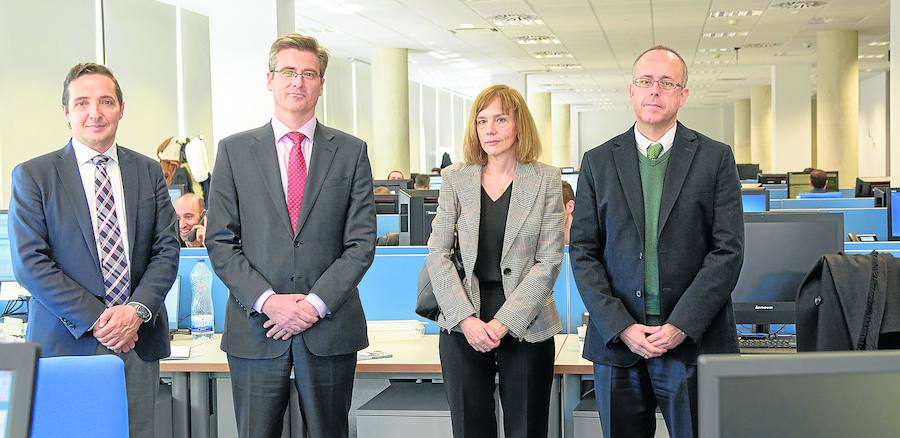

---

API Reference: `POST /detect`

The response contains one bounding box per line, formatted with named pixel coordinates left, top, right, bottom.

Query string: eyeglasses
left=272, top=69, right=321, bottom=81
left=633, top=77, right=683, bottom=90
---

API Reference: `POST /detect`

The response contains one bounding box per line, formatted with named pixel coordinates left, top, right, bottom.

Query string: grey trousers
left=95, top=343, right=160, bottom=438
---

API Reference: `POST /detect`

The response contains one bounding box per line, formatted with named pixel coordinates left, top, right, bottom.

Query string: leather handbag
left=416, top=231, right=464, bottom=321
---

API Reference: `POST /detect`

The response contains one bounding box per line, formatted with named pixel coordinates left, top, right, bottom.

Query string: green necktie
left=648, top=142, right=663, bottom=160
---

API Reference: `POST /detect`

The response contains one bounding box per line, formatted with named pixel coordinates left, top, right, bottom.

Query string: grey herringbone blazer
left=425, top=161, right=564, bottom=342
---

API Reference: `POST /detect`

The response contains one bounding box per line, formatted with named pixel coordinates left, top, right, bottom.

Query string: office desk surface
left=162, top=333, right=569, bottom=374
left=554, top=335, right=592, bottom=374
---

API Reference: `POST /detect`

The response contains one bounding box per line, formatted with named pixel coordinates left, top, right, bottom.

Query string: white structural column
left=891, top=0, right=900, bottom=184
left=552, top=103, right=571, bottom=167
left=816, top=30, right=859, bottom=188
left=733, top=99, right=751, bottom=163
left=371, top=48, right=410, bottom=178
left=771, top=64, right=812, bottom=173
left=750, top=85, right=773, bottom=173
left=529, top=91, right=552, bottom=164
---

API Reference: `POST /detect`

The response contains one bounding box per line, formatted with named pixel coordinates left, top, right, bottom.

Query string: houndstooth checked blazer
left=425, top=160, right=564, bottom=342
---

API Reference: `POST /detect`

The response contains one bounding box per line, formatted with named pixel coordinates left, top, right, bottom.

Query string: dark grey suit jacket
left=9, top=143, right=180, bottom=361
left=570, top=122, right=744, bottom=367
left=206, top=122, right=376, bottom=359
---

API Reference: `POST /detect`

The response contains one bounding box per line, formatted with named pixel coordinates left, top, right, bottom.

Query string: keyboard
left=738, top=336, right=797, bottom=349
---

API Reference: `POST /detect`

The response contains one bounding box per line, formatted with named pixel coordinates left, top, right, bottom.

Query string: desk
left=162, top=333, right=568, bottom=438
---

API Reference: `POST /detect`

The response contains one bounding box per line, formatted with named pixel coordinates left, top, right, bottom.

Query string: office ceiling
left=295, top=0, right=890, bottom=109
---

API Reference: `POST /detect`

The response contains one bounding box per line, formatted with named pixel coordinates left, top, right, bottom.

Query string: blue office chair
left=30, top=355, right=129, bottom=438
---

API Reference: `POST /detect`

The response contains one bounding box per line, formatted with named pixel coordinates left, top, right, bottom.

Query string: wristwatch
left=127, top=302, right=152, bottom=323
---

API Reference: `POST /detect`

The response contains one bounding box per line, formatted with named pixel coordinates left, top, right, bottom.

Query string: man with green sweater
left=570, top=46, right=745, bottom=438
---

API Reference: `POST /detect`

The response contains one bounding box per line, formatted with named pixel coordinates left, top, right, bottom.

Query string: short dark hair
left=62, top=63, right=123, bottom=106
left=561, top=181, right=575, bottom=205
left=414, top=174, right=430, bottom=189
left=809, top=169, right=828, bottom=189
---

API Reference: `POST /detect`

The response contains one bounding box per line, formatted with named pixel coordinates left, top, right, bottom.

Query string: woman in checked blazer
left=425, top=84, right=564, bottom=438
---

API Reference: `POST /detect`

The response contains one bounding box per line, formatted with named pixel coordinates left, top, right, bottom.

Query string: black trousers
left=439, top=290, right=556, bottom=438
left=226, top=335, right=357, bottom=438
left=593, top=356, right=698, bottom=438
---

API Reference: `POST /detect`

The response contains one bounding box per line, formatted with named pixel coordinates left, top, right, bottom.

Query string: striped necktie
left=92, top=155, right=130, bottom=306
left=648, top=142, right=663, bottom=160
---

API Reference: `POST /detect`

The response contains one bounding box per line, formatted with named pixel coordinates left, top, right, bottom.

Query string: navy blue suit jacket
left=9, top=142, right=180, bottom=361
left=570, top=123, right=744, bottom=367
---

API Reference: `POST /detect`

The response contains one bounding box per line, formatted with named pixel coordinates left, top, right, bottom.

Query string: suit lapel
left=55, top=143, right=100, bottom=267
left=295, top=123, right=337, bottom=235
left=501, top=162, right=540, bottom=260
left=251, top=123, right=294, bottom=237
left=118, top=148, right=139, bottom=259
left=657, top=122, right=698, bottom=234
left=611, top=128, right=646, bottom=243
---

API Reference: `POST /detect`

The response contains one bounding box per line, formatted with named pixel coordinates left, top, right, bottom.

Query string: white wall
left=859, top=71, right=889, bottom=177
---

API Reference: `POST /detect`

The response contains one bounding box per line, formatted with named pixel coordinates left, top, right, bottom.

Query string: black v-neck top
left=474, top=183, right=512, bottom=288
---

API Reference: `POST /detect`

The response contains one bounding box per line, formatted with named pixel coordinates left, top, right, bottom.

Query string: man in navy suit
left=9, top=63, right=180, bottom=438
left=570, top=46, right=744, bottom=438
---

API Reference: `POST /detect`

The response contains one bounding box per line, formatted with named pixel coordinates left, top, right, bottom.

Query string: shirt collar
left=71, top=137, right=120, bottom=166
left=272, top=115, right=317, bottom=144
left=634, top=123, right=677, bottom=155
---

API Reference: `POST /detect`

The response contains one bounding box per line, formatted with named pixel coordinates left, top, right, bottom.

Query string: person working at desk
left=205, top=33, right=376, bottom=438
left=414, top=173, right=431, bottom=190
left=387, top=170, right=404, bottom=180
left=426, top=84, right=564, bottom=438
left=569, top=46, right=744, bottom=438
left=8, top=63, right=180, bottom=438
left=562, top=180, right=575, bottom=245
left=799, top=168, right=841, bottom=198
left=174, top=193, right=206, bottom=247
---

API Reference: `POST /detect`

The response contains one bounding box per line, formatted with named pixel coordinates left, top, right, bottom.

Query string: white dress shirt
left=634, top=123, right=677, bottom=158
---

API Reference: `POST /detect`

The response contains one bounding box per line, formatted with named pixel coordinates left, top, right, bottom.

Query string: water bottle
left=190, top=260, right=214, bottom=340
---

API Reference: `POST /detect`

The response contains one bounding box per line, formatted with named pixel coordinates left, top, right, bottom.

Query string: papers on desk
left=357, top=350, right=392, bottom=361
left=168, top=345, right=191, bottom=359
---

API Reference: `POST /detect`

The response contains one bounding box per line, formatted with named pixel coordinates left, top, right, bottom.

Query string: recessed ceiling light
left=533, top=50, right=573, bottom=58
left=459, top=23, right=474, bottom=29
left=859, top=54, right=886, bottom=59
left=513, top=35, right=560, bottom=45
left=702, top=31, right=750, bottom=39
left=489, top=14, right=544, bottom=26
left=698, top=48, right=732, bottom=53
left=547, top=64, right=582, bottom=70
left=868, top=41, right=889, bottom=47
left=741, top=42, right=783, bottom=49
left=709, top=10, right=763, bottom=18
left=771, top=1, right=826, bottom=10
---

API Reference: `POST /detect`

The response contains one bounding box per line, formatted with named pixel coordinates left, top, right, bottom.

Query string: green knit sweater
left=638, top=149, right=670, bottom=318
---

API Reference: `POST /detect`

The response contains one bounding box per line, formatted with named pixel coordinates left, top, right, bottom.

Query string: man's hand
left=261, top=294, right=319, bottom=340
left=646, top=323, right=686, bottom=351
left=485, top=319, right=508, bottom=341
left=184, top=224, right=206, bottom=247
left=94, top=305, right=142, bottom=353
left=620, top=324, right=667, bottom=359
left=459, top=316, right=500, bottom=353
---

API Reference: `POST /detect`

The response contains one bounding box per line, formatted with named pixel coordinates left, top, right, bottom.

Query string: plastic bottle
left=190, top=260, right=214, bottom=340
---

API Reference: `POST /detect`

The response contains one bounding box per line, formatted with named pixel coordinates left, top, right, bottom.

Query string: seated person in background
left=374, top=186, right=391, bottom=195
left=414, top=173, right=431, bottom=190
left=376, top=232, right=400, bottom=246
left=430, top=167, right=441, bottom=175
left=799, top=168, right=841, bottom=198
left=387, top=170, right=404, bottom=180
left=174, top=193, right=206, bottom=247
left=561, top=181, right=575, bottom=245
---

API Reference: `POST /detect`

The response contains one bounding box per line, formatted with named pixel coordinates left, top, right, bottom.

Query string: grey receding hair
left=62, top=63, right=124, bottom=106
left=268, top=33, right=329, bottom=77
left=632, top=45, right=689, bottom=88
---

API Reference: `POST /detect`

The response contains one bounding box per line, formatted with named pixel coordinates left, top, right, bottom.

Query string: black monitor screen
left=732, top=212, right=843, bottom=324
left=854, top=176, right=890, bottom=197
left=890, top=188, right=900, bottom=241
left=373, top=179, right=413, bottom=194
left=757, top=173, right=786, bottom=184
left=736, top=163, right=760, bottom=180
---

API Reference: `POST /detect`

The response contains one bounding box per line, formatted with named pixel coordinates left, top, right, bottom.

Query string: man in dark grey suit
left=9, top=63, right=180, bottom=438
left=206, top=33, right=376, bottom=438
left=570, top=46, right=744, bottom=438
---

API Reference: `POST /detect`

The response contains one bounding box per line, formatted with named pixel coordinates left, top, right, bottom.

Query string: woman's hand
left=459, top=316, right=501, bottom=353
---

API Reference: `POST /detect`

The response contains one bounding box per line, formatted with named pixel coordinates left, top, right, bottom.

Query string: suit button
left=503, top=268, right=511, bottom=275
left=639, top=252, right=643, bottom=260
left=294, top=241, right=300, bottom=248
left=636, top=290, right=642, bottom=298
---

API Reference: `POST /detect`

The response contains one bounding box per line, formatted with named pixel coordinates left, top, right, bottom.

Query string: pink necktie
left=285, top=131, right=307, bottom=233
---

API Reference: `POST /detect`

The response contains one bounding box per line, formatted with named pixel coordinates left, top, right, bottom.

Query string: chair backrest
left=30, top=355, right=129, bottom=438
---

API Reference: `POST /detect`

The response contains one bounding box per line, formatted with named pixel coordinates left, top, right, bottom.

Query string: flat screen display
left=890, top=189, right=900, bottom=240
left=0, top=370, right=13, bottom=438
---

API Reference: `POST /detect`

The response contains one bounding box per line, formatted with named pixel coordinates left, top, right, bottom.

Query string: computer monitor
left=560, top=172, right=579, bottom=194
left=167, top=184, right=185, bottom=205
left=757, top=173, right=787, bottom=184
left=732, top=212, right=843, bottom=325
left=854, top=176, right=891, bottom=198
left=429, top=175, right=442, bottom=190
left=873, top=186, right=889, bottom=208
left=740, top=188, right=769, bottom=212
left=373, top=179, right=413, bottom=195
left=787, top=171, right=839, bottom=198
left=736, top=163, right=760, bottom=181
left=889, top=188, right=900, bottom=241
left=164, top=277, right=181, bottom=330
left=0, top=342, right=40, bottom=438
left=398, top=189, right=439, bottom=246
left=698, top=351, right=900, bottom=438
left=374, top=194, right=398, bottom=214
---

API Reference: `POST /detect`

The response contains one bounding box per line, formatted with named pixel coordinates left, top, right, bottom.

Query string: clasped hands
left=93, top=305, right=142, bottom=353
left=460, top=316, right=508, bottom=353
left=620, top=323, right=686, bottom=360
left=261, top=293, right=320, bottom=341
